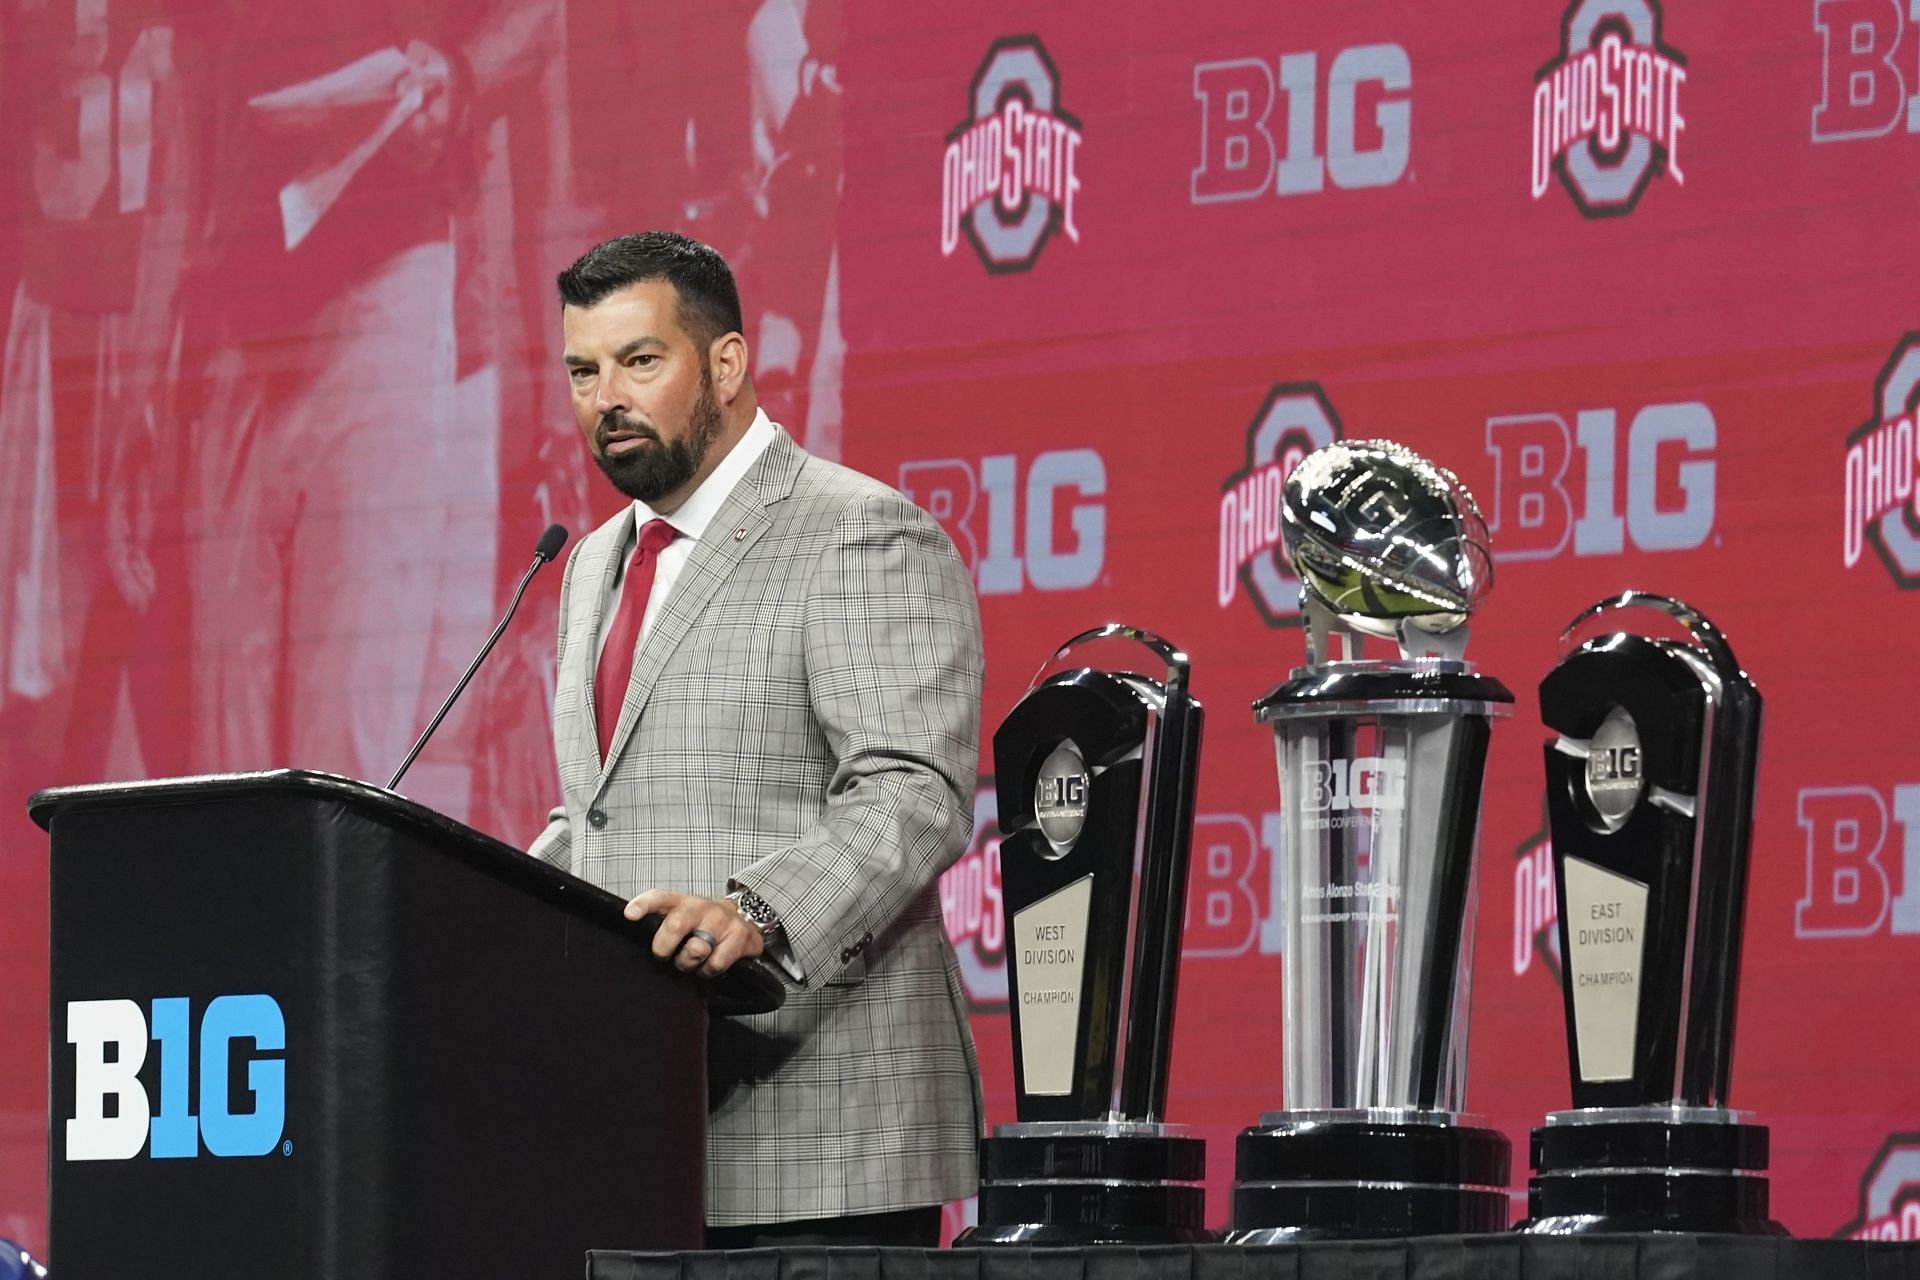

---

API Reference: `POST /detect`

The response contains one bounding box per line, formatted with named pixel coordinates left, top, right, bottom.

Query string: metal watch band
left=727, top=886, right=782, bottom=939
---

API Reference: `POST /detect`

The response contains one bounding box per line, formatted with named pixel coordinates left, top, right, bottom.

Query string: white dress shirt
left=594, top=408, right=779, bottom=664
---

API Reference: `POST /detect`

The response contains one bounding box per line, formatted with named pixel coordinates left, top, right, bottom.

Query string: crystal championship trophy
left=1229, top=440, right=1513, bottom=1242
left=959, top=625, right=1213, bottom=1245
left=1519, top=592, right=1780, bottom=1235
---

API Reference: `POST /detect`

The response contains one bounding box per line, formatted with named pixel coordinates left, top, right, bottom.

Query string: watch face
left=732, top=889, right=776, bottom=930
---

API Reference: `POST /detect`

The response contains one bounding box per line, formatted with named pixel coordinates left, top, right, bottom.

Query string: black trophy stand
left=959, top=626, right=1212, bottom=1245
left=1520, top=593, right=1783, bottom=1236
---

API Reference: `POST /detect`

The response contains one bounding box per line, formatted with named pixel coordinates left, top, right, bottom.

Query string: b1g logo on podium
left=1218, top=383, right=1344, bottom=626
left=1531, top=0, right=1688, bottom=217
left=940, top=35, right=1084, bottom=273
left=66, top=994, right=287, bottom=1161
left=1842, top=335, right=1920, bottom=588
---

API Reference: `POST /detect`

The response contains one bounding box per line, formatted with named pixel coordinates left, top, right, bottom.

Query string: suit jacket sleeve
left=733, top=489, right=985, bottom=983
left=528, top=541, right=581, bottom=872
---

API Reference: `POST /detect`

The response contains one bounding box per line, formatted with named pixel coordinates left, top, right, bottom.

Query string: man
left=531, top=231, right=983, bottom=1247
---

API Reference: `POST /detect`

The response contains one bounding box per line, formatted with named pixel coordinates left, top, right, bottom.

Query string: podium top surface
left=29, top=768, right=785, bottom=1015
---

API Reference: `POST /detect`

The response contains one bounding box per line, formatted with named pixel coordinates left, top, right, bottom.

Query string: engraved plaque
left=1562, top=854, right=1649, bottom=1084
left=1013, top=875, right=1093, bottom=1097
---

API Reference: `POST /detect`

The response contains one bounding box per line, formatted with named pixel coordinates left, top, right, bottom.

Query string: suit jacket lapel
left=594, top=431, right=807, bottom=792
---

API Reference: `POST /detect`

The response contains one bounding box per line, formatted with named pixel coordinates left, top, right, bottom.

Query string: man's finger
left=652, top=899, right=709, bottom=960
left=677, top=926, right=721, bottom=973
left=623, top=888, right=678, bottom=922
left=701, top=925, right=752, bottom=976
left=703, top=916, right=769, bottom=976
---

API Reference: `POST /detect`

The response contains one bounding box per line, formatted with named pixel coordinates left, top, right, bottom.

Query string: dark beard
left=593, top=373, right=723, bottom=504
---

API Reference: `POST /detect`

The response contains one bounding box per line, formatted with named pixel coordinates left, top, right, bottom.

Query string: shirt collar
left=632, top=407, right=779, bottom=543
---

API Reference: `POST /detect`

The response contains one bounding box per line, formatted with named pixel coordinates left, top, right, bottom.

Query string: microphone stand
left=388, top=544, right=559, bottom=792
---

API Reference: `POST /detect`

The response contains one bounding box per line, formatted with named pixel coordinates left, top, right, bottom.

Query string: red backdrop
left=3, top=0, right=1918, bottom=1254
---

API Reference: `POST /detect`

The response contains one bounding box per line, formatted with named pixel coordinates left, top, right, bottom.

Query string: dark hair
left=555, top=231, right=744, bottom=349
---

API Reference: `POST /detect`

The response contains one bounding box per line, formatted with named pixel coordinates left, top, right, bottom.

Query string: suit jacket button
left=587, top=809, right=608, bottom=829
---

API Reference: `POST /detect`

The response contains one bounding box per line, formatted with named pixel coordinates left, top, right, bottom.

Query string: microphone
left=387, top=523, right=570, bottom=792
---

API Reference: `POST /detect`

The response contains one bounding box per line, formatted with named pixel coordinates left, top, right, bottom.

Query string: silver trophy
left=1230, top=440, right=1514, bottom=1241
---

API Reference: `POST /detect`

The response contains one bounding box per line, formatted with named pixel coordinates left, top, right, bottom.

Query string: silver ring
left=685, top=929, right=719, bottom=950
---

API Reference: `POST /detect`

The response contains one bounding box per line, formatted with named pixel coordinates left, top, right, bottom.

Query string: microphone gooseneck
left=387, top=523, right=569, bottom=792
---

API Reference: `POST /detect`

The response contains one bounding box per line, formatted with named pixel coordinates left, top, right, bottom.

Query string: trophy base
left=1516, top=1107, right=1787, bottom=1236
left=957, top=1121, right=1216, bottom=1247
left=1226, top=1111, right=1512, bottom=1241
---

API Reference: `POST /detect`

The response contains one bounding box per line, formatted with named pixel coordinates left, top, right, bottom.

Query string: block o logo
left=1839, top=1134, right=1920, bottom=1240
left=1532, top=0, right=1688, bottom=217
left=940, top=35, right=1084, bottom=273
left=1217, top=383, right=1342, bottom=626
left=1843, top=334, right=1920, bottom=587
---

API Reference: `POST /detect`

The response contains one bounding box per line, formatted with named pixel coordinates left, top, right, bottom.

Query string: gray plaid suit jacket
left=530, top=426, right=984, bottom=1226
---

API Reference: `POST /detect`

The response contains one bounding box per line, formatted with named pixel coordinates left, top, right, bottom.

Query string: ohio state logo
left=1513, top=813, right=1564, bottom=983
left=938, top=786, right=1008, bottom=1008
left=940, top=35, right=1084, bottom=273
left=1838, top=1134, right=1920, bottom=1240
left=1844, top=334, right=1920, bottom=587
left=1531, top=0, right=1688, bottom=216
left=1217, top=383, right=1343, bottom=627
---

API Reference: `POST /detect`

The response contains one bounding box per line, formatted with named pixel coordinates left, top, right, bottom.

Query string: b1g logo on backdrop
left=1838, top=1134, right=1920, bottom=1239
left=66, top=994, right=287, bottom=1161
left=901, top=449, right=1106, bottom=596
left=940, top=35, right=1084, bottom=273
left=1191, top=43, right=1411, bottom=204
left=1842, top=335, right=1920, bottom=587
left=1484, top=401, right=1716, bottom=561
left=1811, top=0, right=1920, bottom=144
left=1218, top=383, right=1343, bottom=625
left=1532, top=0, right=1688, bottom=216
left=1795, top=784, right=1920, bottom=939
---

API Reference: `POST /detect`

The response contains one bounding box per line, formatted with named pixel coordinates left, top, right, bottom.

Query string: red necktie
left=594, top=518, right=680, bottom=761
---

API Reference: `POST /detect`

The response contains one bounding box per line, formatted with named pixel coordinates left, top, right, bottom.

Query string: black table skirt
left=587, top=1238, right=1920, bottom=1280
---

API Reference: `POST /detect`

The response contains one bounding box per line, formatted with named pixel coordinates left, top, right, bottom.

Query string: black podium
left=30, top=770, right=784, bottom=1278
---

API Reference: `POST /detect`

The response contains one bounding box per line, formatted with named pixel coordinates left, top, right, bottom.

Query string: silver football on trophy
left=1281, top=439, right=1493, bottom=638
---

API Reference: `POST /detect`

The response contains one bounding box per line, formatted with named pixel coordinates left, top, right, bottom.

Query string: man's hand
left=624, top=890, right=767, bottom=976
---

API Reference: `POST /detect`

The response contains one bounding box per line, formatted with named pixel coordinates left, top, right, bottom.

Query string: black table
left=588, top=1238, right=1920, bottom=1280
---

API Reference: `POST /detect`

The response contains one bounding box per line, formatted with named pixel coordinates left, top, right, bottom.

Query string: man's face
left=562, top=280, right=723, bottom=508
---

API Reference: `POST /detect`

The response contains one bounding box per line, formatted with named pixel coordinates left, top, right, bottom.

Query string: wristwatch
left=726, top=885, right=783, bottom=941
